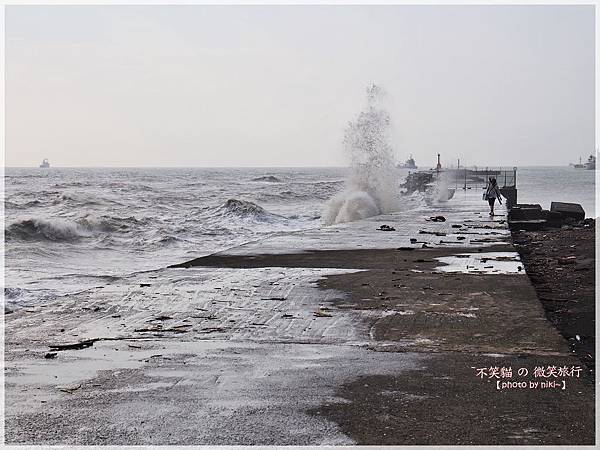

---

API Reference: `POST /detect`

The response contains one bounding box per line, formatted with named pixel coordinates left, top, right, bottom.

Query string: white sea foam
left=323, top=191, right=380, bottom=224
left=432, top=171, right=452, bottom=203
left=324, top=84, right=398, bottom=225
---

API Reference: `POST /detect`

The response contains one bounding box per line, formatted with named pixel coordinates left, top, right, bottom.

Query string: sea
left=3, top=166, right=596, bottom=307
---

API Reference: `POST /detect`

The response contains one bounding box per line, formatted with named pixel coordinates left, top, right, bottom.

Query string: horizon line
left=3, top=164, right=577, bottom=169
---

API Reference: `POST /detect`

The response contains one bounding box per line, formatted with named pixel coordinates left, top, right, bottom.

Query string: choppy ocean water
left=3, top=165, right=595, bottom=306
left=3, top=167, right=353, bottom=305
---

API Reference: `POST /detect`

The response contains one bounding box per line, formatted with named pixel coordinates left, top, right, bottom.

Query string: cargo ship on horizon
left=397, top=154, right=418, bottom=169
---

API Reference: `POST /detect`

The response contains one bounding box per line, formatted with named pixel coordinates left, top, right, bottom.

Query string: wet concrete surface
left=4, top=191, right=595, bottom=445
left=6, top=340, right=427, bottom=445
left=311, top=352, right=594, bottom=446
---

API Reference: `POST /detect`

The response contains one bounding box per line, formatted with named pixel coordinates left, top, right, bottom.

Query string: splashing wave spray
left=324, top=84, right=398, bottom=225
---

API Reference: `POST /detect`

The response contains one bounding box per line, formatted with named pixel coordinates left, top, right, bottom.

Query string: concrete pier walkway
left=4, top=190, right=595, bottom=445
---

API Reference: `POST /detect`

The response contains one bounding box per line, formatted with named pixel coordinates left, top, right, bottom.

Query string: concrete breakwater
left=4, top=188, right=594, bottom=445
left=508, top=201, right=592, bottom=230
left=509, top=195, right=596, bottom=381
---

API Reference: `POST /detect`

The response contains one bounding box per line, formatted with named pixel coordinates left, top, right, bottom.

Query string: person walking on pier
left=485, top=177, right=503, bottom=216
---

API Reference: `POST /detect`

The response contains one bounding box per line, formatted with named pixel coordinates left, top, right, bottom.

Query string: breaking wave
left=6, top=218, right=92, bottom=242
left=251, top=175, right=282, bottom=182
left=324, top=84, right=398, bottom=225
left=213, top=199, right=286, bottom=222
left=5, top=215, right=148, bottom=242
left=324, top=191, right=380, bottom=224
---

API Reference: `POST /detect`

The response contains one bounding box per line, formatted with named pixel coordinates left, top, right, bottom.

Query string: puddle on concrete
left=434, top=252, right=524, bottom=275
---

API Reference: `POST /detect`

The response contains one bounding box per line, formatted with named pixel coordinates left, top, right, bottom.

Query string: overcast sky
left=5, top=5, right=595, bottom=168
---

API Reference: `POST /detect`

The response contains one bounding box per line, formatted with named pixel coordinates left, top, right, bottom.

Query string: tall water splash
left=324, top=84, right=398, bottom=225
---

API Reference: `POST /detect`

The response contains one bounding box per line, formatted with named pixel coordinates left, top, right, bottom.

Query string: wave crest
left=5, top=215, right=147, bottom=242
left=217, top=199, right=284, bottom=222
left=6, top=218, right=91, bottom=242
left=251, top=175, right=282, bottom=182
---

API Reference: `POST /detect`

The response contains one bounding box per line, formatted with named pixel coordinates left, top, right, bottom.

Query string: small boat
left=397, top=155, right=418, bottom=169
left=39, top=158, right=50, bottom=168
left=571, top=156, right=585, bottom=169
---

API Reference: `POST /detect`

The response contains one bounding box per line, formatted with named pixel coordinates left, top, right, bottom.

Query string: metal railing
left=402, top=166, right=518, bottom=195
left=452, top=167, right=517, bottom=189
left=475, top=168, right=517, bottom=188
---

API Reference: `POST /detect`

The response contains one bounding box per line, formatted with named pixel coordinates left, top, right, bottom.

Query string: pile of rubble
left=508, top=202, right=593, bottom=231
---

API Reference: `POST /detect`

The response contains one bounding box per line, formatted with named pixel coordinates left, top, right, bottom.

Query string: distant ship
left=570, top=156, right=585, bottom=169
left=397, top=155, right=418, bottom=169
left=585, top=154, right=596, bottom=170
left=570, top=154, right=596, bottom=170
left=39, top=158, right=50, bottom=168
